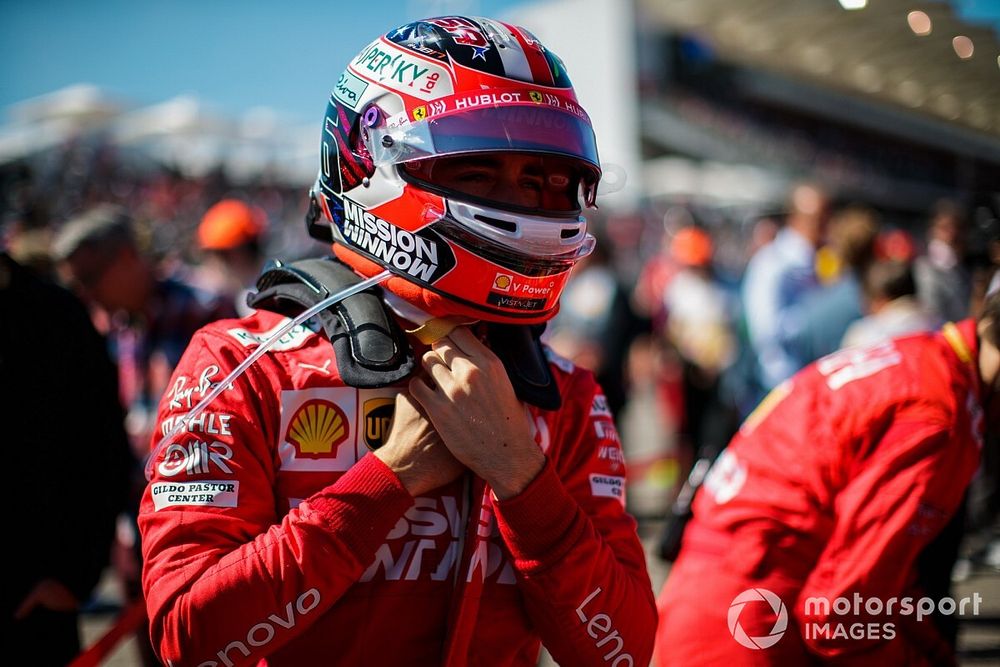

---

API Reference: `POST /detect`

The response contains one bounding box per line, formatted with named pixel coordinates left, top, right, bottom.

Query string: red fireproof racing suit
left=139, top=309, right=656, bottom=666
left=656, top=320, right=985, bottom=666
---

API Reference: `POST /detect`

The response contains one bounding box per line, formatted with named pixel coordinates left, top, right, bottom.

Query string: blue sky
left=0, top=0, right=524, bottom=124
left=1, top=0, right=996, bottom=126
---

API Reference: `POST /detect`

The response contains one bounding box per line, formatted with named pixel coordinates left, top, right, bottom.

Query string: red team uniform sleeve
left=139, top=332, right=414, bottom=666
left=492, top=369, right=657, bottom=667
left=796, top=417, right=974, bottom=665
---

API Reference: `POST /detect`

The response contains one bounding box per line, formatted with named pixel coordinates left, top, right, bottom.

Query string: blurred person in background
left=748, top=216, right=780, bottom=259
left=652, top=226, right=740, bottom=562
left=194, top=198, right=267, bottom=317
left=545, top=237, right=643, bottom=417
left=1, top=251, right=131, bottom=665
left=966, top=210, right=1000, bottom=319
left=961, top=212, right=1000, bottom=580
left=742, top=183, right=831, bottom=396
left=633, top=206, right=694, bottom=327
left=841, top=258, right=941, bottom=349
left=655, top=290, right=1000, bottom=666
left=661, top=226, right=737, bottom=463
left=2, top=208, right=56, bottom=279
left=790, top=206, right=879, bottom=362
left=627, top=207, right=696, bottom=467
left=53, top=204, right=233, bottom=666
left=915, top=199, right=971, bottom=323
left=53, top=204, right=235, bottom=452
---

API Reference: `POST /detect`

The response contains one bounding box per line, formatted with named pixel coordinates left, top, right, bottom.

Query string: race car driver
left=655, top=287, right=1000, bottom=665
left=139, top=16, right=656, bottom=667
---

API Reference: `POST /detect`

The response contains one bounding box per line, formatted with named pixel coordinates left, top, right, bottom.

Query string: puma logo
left=298, top=360, right=332, bottom=375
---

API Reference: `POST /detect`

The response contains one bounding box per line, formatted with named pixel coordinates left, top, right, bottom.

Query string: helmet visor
left=365, top=102, right=600, bottom=182
left=399, top=153, right=592, bottom=215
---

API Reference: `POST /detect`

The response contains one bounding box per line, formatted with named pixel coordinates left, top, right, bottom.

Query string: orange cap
left=670, top=226, right=713, bottom=267
left=198, top=200, right=265, bottom=250
left=875, top=229, right=916, bottom=262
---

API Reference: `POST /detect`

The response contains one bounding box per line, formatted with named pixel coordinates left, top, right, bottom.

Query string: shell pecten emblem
left=285, top=399, right=349, bottom=459
left=493, top=274, right=512, bottom=291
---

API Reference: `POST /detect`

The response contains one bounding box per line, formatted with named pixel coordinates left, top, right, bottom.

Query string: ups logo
left=363, top=397, right=395, bottom=450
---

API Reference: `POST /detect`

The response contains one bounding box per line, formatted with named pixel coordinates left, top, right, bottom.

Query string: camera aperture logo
left=728, top=588, right=788, bottom=650
left=726, top=590, right=984, bottom=649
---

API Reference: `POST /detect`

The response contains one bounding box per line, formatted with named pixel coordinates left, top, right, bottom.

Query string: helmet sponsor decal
left=409, top=88, right=589, bottom=122
left=492, top=273, right=513, bottom=292
left=487, top=273, right=556, bottom=311
left=340, top=197, right=456, bottom=284
left=486, top=292, right=546, bottom=311
left=349, top=39, right=454, bottom=100
left=333, top=70, right=369, bottom=110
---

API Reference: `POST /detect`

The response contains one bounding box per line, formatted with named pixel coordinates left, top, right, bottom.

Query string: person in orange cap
left=669, top=225, right=714, bottom=269
left=662, top=224, right=738, bottom=463
left=195, top=199, right=266, bottom=315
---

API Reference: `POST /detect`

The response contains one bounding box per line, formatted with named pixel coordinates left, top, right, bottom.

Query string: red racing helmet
left=307, top=16, right=602, bottom=324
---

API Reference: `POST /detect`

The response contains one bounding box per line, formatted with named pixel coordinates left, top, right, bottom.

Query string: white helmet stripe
left=475, top=17, right=533, bottom=82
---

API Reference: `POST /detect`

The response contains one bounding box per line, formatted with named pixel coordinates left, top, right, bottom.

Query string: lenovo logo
left=196, top=589, right=321, bottom=667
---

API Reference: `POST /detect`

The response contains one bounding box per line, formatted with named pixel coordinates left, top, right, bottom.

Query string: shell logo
left=493, top=274, right=512, bottom=291
left=285, top=399, right=349, bottom=459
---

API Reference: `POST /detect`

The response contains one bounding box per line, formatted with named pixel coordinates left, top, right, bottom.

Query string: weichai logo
left=363, top=397, right=395, bottom=450
left=340, top=198, right=455, bottom=283
left=285, top=399, right=349, bottom=459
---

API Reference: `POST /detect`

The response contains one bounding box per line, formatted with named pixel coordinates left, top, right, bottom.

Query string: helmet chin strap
left=144, top=269, right=392, bottom=481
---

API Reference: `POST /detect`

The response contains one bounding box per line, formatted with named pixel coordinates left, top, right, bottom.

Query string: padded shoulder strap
left=248, top=257, right=561, bottom=408
left=247, top=257, right=414, bottom=387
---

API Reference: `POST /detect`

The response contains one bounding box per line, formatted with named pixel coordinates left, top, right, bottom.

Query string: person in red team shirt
left=139, top=16, right=656, bottom=667
left=655, top=287, right=1000, bottom=665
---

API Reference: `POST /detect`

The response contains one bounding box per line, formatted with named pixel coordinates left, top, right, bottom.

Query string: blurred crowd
left=1, top=137, right=999, bottom=664
left=549, top=185, right=999, bottom=524
left=1, top=141, right=315, bottom=665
